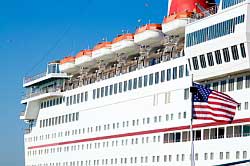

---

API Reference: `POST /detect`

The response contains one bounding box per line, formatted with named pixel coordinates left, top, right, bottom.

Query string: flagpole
left=190, top=74, right=195, bottom=166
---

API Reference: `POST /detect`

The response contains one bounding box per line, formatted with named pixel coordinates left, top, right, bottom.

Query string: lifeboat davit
left=92, top=42, right=115, bottom=61
left=59, top=56, right=77, bottom=73
left=111, top=34, right=139, bottom=56
left=134, top=24, right=164, bottom=47
left=75, top=50, right=93, bottom=67
left=162, top=11, right=193, bottom=36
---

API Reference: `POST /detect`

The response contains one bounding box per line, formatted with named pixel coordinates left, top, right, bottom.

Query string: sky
left=0, top=0, right=219, bottom=165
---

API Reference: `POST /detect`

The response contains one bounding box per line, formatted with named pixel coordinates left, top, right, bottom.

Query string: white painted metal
left=111, top=40, right=139, bottom=56
left=134, top=30, right=164, bottom=47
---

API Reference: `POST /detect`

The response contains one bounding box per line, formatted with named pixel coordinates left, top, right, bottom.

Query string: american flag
left=192, top=83, right=239, bottom=122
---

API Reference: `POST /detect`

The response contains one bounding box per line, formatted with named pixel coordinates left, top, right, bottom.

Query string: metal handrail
left=22, top=86, right=63, bottom=100
left=23, top=72, right=47, bottom=84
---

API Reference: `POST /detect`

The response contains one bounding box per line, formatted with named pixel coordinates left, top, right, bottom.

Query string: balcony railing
left=23, top=72, right=47, bottom=84
left=22, top=86, right=63, bottom=100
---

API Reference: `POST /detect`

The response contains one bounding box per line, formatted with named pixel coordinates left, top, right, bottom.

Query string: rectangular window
left=73, top=95, right=76, bottom=104
left=243, top=125, right=250, bottom=136
left=110, top=84, right=113, bottom=95
left=173, top=67, right=177, bottom=79
left=93, top=90, right=96, bottom=99
left=237, top=77, right=243, bottom=90
left=226, top=126, right=233, bottom=138
left=97, top=88, right=100, bottom=98
left=149, top=74, right=154, bottom=85
left=220, top=80, right=227, bottom=92
left=223, top=48, right=230, bottom=62
left=207, top=52, right=214, bottom=66
left=77, top=94, right=80, bottom=103
left=81, top=93, right=84, bottom=102
left=167, top=69, right=171, bottom=81
left=179, top=65, right=184, bottom=78
left=127, top=79, right=132, bottom=90
left=101, top=87, right=104, bottom=97
left=199, top=54, right=207, bottom=68
left=228, top=79, right=235, bottom=91
left=212, top=82, right=219, bottom=91
left=240, top=43, right=246, bottom=58
left=231, top=45, right=239, bottom=60
left=133, top=78, right=137, bottom=89
left=105, top=86, right=109, bottom=96
left=119, top=82, right=123, bottom=93
left=155, top=72, right=159, bottom=84
left=246, top=75, right=250, bottom=88
left=144, top=75, right=148, bottom=87
left=215, top=50, right=222, bottom=64
left=123, top=81, right=127, bottom=92
left=161, top=70, right=166, bottom=82
left=114, top=83, right=118, bottom=94
left=184, top=88, right=189, bottom=100
left=234, top=125, right=242, bottom=137
left=192, top=57, right=199, bottom=70
left=138, top=77, right=143, bottom=88
left=70, top=96, right=73, bottom=105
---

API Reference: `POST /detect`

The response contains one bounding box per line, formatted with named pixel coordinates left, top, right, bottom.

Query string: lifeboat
left=134, top=24, right=164, bottom=47
left=92, top=42, right=115, bottom=61
left=162, top=11, right=194, bottom=36
left=111, top=34, right=139, bottom=56
left=59, top=56, right=77, bottom=73
left=75, top=50, right=93, bottom=67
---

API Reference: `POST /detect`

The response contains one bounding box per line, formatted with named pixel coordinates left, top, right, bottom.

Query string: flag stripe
left=207, top=101, right=236, bottom=109
left=193, top=105, right=235, bottom=116
left=194, top=111, right=233, bottom=120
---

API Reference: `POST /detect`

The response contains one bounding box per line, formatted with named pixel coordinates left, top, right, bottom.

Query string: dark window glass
left=81, top=93, right=84, bottom=102
left=133, top=78, right=137, bottom=89
left=161, top=70, right=166, bottom=82
left=231, top=45, right=239, bottom=60
left=144, top=75, right=148, bottom=87
left=228, top=79, right=235, bottom=91
left=123, top=81, right=127, bottom=92
left=119, top=82, right=123, bottom=93
left=138, top=77, right=143, bottom=88
left=207, top=53, right=214, bottom=66
left=192, top=57, right=199, bottom=70
left=101, top=87, right=104, bottom=97
left=105, top=86, right=109, bottom=96
left=237, top=77, right=243, bottom=90
left=213, top=82, right=219, bottom=91
left=109, top=84, right=113, bottom=95
left=155, top=72, right=159, bottom=84
left=223, top=48, right=230, bottom=62
left=246, top=75, right=250, bottom=88
left=173, top=67, right=177, bottom=79
left=92, top=90, right=96, bottom=99
left=114, top=83, right=118, bottom=94
left=97, top=88, right=100, bottom=98
left=179, top=65, right=184, bottom=78
left=85, top=92, right=88, bottom=101
left=240, top=43, right=246, bottom=58
left=128, top=79, right=132, bottom=90
left=199, top=54, right=207, bottom=68
left=220, top=80, right=227, bottom=92
left=167, top=69, right=171, bottom=81
left=149, top=74, right=154, bottom=85
left=215, top=50, right=222, bottom=64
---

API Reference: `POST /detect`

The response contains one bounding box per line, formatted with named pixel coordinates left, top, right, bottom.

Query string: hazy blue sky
left=0, top=0, right=219, bottom=165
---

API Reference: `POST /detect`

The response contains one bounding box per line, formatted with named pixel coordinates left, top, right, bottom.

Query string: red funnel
left=169, top=0, right=215, bottom=16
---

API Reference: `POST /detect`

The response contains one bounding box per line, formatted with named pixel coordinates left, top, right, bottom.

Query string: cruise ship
left=20, top=0, right=250, bottom=165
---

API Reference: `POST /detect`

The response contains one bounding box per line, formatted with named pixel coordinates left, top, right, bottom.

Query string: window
left=246, top=75, right=250, bottom=88
left=101, top=87, right=104, bottom=97
left=184, top=88, right=189, bottom=100
left=123, top=81, right=127, bottom=92
left=236, top=151, right=240, bottom=159
left=199, top=54, right=207, bottom=68
left=178, top=65, right=184, bottom=78
left=93, top=90, right=96, bottom=99
left=207, top=52, right=214, bottom=66
left=204, top=153, right=208, bottom=160
left=192, top=57, right=199, bottom=70
left=161, top=70, right=166, bottom=82
left=173, top=67, right=177, bottom=79
left=105, top=86, right=109, bottom=96
left=218, top=127, right=225, bottom=138
left=97, top=88, right=100, bottom=98
left=226, top=126, right=233, bottom=138
left=231, top=45, right=239, bottom=60
left=133, top=78, right=137, bottom=89
left=215, top=50, right=222, bottom=64
left=210, top=128, right=217, bottom=139
left=155, top=72, right=159, bottom=84
left=228, top=79, right=235, bottom=91
left=223, top=48, right=230, bottom=62
left=210, top=152, right=214, bottom=160
left=234, top=125, right=242, bottom=137
left=220, top=80, right=227, bottom=92
left=110, top=84, right=113, bottom=95
left=138, top=77, right=143, bottom=88
left=226, top=152, right=230, bottom=160
left=212, top=82, right=219, bottom=91
left=167, top=69, right=171, bottom=81
left=240, top=43, right=246, bottom=58
left=244, top=102, right=249, bottom=110
left=144, top=75, right=148, bottom=87
left=149, top=74, right=154, bottom=85
left=114, top=83, right=118, bottom=94
left=243, top=151, right=247, bottom=159
left=237, top=77, right=243, bottom=90
left=220, top=152, right=223, bottom=160
left=119, top=82, right=123, bottom=93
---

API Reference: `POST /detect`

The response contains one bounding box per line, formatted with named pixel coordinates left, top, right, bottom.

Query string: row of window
left=27, top=150, right=249, bottom=166
left=66, top=92, right=88, bottom=106
left=92, top=65, right=188, bottom=100
left=186, top=15, right=245, bottom=47
left=163, top=124, right=250, bottom=143
left=222, top=0, right=246, bottom=9
left=40, top=97, right=64, bottom=109
left=39, top=112, right=79, bottom=128
left=27, top=111, right=187, bottom=142
left=205, top=75, right=250, bottom=92
left=190, top=43, right=246, bottom=71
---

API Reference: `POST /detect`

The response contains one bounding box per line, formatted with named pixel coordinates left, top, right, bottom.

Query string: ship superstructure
left=21, top=0, right=250, bottom=166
